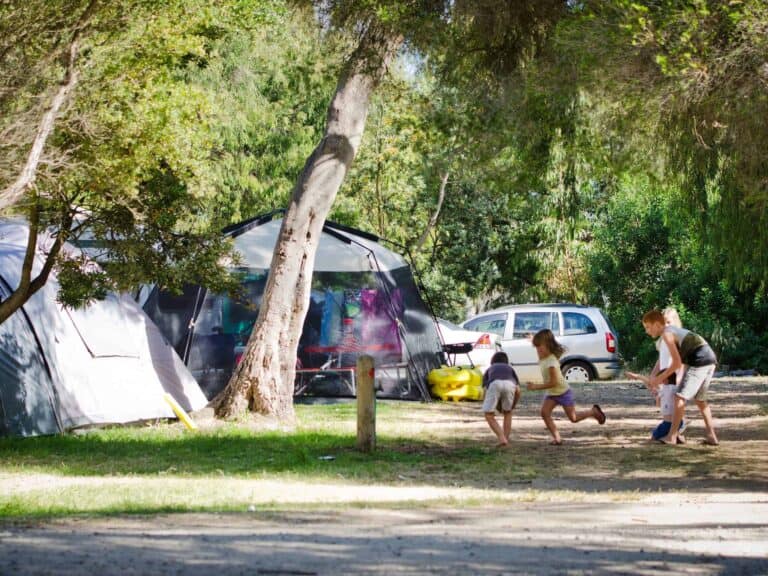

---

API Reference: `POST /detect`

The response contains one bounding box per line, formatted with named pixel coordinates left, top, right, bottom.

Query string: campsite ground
left=1, top=377, right=767, bottom=575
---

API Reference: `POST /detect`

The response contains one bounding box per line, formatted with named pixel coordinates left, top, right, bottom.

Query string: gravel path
left=2, top=498, right=767, bottom=576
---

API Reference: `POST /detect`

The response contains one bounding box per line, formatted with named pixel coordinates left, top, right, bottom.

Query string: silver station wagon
left=462, top=304, right=622, bottom=383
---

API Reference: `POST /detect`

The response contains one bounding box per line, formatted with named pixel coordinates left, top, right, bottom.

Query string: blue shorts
left=651, top=419, right=685, bottom=440
left=546, top=388, right=575, bottom=407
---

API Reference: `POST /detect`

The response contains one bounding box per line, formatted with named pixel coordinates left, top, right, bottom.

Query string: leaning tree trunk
left=0, top=203, right=73, bottom=325
left=214, top=25, right=403, bottom=422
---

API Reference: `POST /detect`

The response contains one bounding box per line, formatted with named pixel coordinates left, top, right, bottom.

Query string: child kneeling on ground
left=626, top=370, right=686, bottom=443
left=482, top=351, right=520, bottom=447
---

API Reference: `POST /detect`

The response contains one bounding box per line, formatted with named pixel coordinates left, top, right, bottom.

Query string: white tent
left=144, top=212, right=444, bottom=401
left=0, top=220, right=208, bottom=437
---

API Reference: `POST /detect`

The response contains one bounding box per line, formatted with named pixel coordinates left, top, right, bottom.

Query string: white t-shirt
left=658, top=384, right=676, bottom=418
left=657, top=337, right=684, bottom=384
left=657, top=338, right=672, bottom=370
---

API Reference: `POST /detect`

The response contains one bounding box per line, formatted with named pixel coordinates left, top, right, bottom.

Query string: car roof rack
left=493, top=303, right=590, bottom=311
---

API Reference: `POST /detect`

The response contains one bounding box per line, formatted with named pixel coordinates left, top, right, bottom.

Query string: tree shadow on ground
left=0, top=378, right=765, bottom=497
left=2, top=509, right=767, bottom=576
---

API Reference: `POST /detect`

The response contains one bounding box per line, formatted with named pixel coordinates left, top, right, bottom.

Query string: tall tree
left=215, top=0, right=568, bottom=421
left=214, top=16, right=405, bottom=421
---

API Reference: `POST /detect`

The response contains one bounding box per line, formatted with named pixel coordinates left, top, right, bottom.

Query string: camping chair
left=441, top=342, right=475, bottom=368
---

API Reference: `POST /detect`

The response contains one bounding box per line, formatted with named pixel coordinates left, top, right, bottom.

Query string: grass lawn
left=1, top=378, right=766, bottom=518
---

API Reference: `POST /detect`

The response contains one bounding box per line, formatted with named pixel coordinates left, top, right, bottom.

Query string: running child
left=525, top=329, right=606, bottom=445
left=482, top=351, right=521, bottom=447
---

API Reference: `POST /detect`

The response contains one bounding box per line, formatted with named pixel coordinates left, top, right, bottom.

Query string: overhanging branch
left=0, top=0, right=98, bottom=213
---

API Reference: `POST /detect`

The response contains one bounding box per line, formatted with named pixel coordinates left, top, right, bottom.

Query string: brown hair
left=532, top=329, right=565, bottom=358
left=642, top=310, right=665, bottom=325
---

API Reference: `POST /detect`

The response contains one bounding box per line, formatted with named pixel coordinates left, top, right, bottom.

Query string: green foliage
left=586, top=176, right=768, bottom=373
left=572, top=0, right=768, bottom=288
left=47, top=1, right=286, bottom=296
left=188, top=6, right=343, bottom=223
left=1, top=1, right=342, bottom=306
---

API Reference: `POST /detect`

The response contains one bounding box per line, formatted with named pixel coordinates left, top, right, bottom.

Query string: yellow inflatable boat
left=428, top=365, right=484, bottom=402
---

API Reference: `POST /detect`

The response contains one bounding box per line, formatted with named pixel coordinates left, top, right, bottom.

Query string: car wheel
left=562, top=361, right=593, bottom=383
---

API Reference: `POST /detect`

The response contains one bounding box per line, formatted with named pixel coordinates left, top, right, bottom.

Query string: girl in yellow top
left=525, top=329, right=606, bottom=445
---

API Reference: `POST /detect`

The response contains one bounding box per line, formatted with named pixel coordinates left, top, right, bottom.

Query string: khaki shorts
left=482, top=379, right=517, bottom=413
left=677, top=364, right=715, bottom=402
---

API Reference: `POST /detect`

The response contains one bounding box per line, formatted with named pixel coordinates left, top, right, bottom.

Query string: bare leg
left=502, top=410, right=512, bottom=441
left=662, top=395, right=686, bottom=445
left=563, top=405, right=597, bottom=423
left=695, top=400, right=719, bottom=445
left=485, top=412, right=507, bottom=446
left=541, top=399, right=561, bottom=444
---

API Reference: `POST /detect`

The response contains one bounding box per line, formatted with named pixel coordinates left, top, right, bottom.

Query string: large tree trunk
left=214, top=24, right=403, bottom=422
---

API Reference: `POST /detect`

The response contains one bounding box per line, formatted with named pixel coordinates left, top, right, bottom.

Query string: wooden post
left=356, top=354, right=376, bottom=452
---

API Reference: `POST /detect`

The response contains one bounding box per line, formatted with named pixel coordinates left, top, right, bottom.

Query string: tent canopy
left=230, top=217, right=408, bottom=273
left=144, top=212, right=443, bottom=401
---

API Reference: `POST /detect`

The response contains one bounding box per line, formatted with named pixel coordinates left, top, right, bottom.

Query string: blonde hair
left=532, top=329, right=565, bottom=358
left=662, top=307, right=682, bottom=328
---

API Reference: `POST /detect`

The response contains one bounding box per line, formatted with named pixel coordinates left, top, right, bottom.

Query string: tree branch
left=0, top=0, right=98, bottom=213
left=414, top=170, right=450, bottom=252
left=0, top=203, right=74, bottom=324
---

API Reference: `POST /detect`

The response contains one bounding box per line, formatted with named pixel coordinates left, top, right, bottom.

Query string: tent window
left=158, top=285, right=199, bottom=310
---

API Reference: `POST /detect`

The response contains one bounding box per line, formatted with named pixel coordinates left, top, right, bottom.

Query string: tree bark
left=214, top=24, right=404, bottom=421
left=0, top=204, right=73, bottom=325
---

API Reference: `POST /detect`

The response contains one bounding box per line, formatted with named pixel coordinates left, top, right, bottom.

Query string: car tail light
left=605, top=332, right=616, bottom=353
left=474, top=334, right=494, bottom=349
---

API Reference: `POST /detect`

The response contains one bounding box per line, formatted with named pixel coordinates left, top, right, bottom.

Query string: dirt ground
left=1, top=377, right=767, bottom=575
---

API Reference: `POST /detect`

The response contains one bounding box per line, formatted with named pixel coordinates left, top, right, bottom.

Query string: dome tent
left=0, top=220, right=208, bottom=437
left=142, top=211, right=444, bottom=401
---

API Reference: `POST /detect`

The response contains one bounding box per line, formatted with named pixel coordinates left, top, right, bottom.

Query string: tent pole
left=181, top=286, right=205, bottom=364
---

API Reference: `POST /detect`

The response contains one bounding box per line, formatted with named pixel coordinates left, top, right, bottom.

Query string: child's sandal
left=593, top=404, right=606, bottom=425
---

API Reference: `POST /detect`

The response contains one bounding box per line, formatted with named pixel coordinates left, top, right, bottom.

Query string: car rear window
left=464, top=313, right=506, bottom=336
left=512, top=312, right=559, bottom=339
left=562, top=312, right=597, bottom=335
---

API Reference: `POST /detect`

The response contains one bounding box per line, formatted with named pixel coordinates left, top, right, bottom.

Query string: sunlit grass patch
left=1, top=389, right=765, bottom=519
